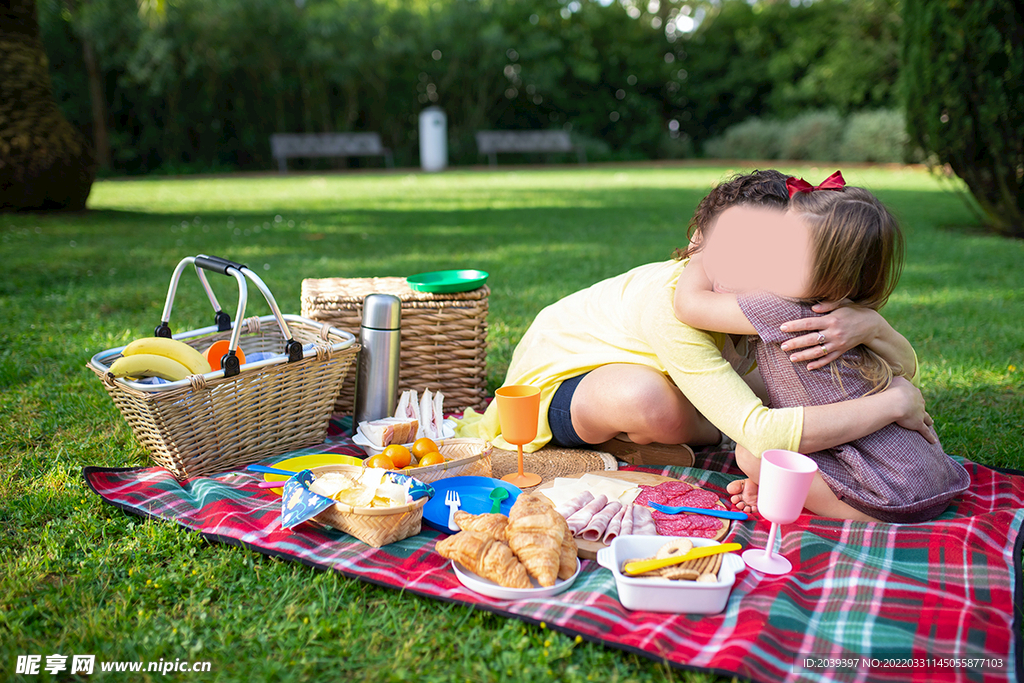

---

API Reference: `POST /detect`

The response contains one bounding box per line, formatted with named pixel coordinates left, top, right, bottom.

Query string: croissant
left=559, top=525, right=578, bottom=580
left=453, top=511, right=508, bottom=542
left=506, top=492, right=566, bottom=587
left=436, top=531, right=532, bottom=589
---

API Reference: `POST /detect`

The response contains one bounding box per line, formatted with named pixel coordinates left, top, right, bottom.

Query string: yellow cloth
left=479, top=259, right=804, bottom=455
left=452, top=408, right=486, bottom=439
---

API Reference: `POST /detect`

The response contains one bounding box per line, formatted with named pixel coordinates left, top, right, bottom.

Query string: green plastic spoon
left=489, top=487, right=510, bottom=513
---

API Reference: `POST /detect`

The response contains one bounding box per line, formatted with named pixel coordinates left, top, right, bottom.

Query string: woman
left=478, top=170, right=934, bottom=463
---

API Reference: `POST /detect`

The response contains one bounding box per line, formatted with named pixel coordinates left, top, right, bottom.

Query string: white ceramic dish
left=596, top=535, right=745, bottom=614
left=353, top=420, right=457, bottom=456
left=452, top=558, right=580, bottom=600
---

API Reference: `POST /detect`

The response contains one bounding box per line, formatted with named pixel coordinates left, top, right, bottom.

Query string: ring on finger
left=820, top=343, right=828, bottom=355
left=817, top=333, right=826, bottom=345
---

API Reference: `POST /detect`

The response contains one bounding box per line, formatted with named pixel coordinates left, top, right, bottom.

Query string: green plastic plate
left=406, top=269, right=489, bottom=293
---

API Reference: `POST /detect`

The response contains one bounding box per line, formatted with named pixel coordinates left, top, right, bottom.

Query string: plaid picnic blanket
left=84, top=443, right=1023, bottom=683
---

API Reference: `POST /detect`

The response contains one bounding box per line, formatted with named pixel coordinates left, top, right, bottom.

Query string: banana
left=122, top=337, right=212, bottom=375
left=109, top=353, right=193, bottom=382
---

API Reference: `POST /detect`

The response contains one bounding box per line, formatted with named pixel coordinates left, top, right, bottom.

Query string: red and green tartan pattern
left=84, top=444, right=1023, bottom=683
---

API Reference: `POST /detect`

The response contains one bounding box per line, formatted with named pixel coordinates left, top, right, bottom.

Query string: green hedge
left=704, top=109, right=911, bottom=163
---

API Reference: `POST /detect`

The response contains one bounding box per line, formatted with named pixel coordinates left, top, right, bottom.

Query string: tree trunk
left=0, top=0, right=97, bottom=211
left=71, top=0, right=111, bottom=171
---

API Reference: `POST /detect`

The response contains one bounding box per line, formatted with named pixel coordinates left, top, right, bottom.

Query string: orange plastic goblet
left=495, top=385, right=542, bottom=488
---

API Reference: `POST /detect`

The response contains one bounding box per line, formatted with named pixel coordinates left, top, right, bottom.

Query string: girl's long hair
left=790, top=187, right=906, bottom=393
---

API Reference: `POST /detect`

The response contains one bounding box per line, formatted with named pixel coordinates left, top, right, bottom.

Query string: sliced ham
left=619, top=504, right=634, bottom=536
left=419, top=389, right=435, bottom=439
left=602, top=503, right=628, bottom=544
left=357, top=417, right=418, bottom=448
left=632, top=504, right=658, bottom=535
left=395, top=390, right=419, bottom=422
left=432, top=390, right=444, bottom=439
left=555, top=491, right=595, bottom=520
left=565, top=494, right=608, bottom=535
left=581, top=501, right=622, bottom=542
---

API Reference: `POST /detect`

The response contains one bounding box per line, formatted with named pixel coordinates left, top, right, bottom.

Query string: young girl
left=674, top=180, right=970, bottom=523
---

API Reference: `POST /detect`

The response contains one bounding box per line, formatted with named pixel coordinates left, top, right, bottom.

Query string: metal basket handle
left=155, top=255, right=302, bottom=377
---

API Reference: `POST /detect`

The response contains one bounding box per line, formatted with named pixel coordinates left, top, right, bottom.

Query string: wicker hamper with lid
left=301, top=277, right=489, bottom=414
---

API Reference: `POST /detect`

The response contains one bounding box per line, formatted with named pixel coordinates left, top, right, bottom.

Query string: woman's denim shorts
left=547, top=372, right=597, bottom=449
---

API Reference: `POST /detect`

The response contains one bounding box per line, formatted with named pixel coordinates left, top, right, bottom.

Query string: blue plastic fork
left=648, top=501, right=748, bottom=521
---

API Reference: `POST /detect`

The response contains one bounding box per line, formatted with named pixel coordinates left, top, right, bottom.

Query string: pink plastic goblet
left=742, top=449, right=818, bottom=575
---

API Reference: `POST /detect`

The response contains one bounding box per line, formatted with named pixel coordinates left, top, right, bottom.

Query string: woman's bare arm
left=798, top=376, right=935, bottom=451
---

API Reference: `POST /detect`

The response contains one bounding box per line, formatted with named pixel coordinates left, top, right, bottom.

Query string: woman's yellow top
left=478, top=259, right=804, bottom=454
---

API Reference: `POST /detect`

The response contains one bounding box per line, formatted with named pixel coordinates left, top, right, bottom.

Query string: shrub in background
left=840, top=109, right=909, bottom=163
left=703, top=108, right=911, bottom=163
left=702, top=117, right=785, bottom=160
left=779, top=110, right=844, bottom=161
left=903, top=0, right=1023, bottom=237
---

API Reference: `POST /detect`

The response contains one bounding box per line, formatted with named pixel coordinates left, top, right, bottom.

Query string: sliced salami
left=651, top=509, right=725, bottom=538
left=664, top=488, right=720, bottom=509
left=633, top=485, right=660, bottom=507
left=630, top=479, right=727, bottom=539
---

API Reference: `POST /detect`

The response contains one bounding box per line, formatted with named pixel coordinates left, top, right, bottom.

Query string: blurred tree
left=32, top=0, right=904, bottom=173
left=60, top=0, right=111, bottom=169
left=672, top=0, right=902, bottom=147
left=903, top=0, right=1023, bottom=237
left=1, top=0, right=96, bottom=210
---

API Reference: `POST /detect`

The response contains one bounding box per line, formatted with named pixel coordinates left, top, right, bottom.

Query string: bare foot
left=727, top=478, right=759, bottom=516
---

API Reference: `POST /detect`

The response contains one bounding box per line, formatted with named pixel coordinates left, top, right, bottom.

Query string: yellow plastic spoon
left=622, top=543, right=743, bottom=576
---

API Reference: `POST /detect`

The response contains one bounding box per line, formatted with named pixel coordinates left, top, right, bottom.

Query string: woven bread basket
left=404, top=437, right=492, bottom=483
left=301, top=277, right=488, bottom=414
left=309, top=465, right=427, bottom=547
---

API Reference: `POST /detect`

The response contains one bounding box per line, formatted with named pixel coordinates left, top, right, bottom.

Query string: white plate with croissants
left=452, top=558, right=581, bottom=600
left=436, top=492, right=581, bottom=600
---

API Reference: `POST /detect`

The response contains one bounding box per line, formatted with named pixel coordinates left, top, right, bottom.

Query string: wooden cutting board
left=537, top=471, right=730, bottom=560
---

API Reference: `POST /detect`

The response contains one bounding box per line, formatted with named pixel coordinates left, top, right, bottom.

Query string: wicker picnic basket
left=309, top=465, right=427, bottom=547
left=88, top=256, right=359, bottom=480
left=301, top=276, right=489, bottom=414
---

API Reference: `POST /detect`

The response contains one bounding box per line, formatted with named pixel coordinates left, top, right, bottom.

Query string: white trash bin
left=418, top=107, right=448, bottom=172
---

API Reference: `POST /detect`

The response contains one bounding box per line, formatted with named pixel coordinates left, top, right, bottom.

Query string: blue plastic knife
left=648, top=501, right=748, bottom=521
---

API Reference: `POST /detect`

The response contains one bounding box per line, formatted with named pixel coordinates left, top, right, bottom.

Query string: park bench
left=474, top=130, right=586, bottom=166
left=270, top=133, right=394, bottom=172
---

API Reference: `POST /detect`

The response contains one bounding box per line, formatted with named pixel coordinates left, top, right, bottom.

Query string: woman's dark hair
left=673, top=169, right=790, bottom=260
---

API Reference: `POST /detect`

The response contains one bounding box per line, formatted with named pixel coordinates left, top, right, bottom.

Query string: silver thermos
left=354, top=293, right=401, bottom=424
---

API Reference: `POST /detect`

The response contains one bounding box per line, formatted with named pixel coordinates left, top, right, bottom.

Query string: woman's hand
left=885, top=376, right=938, bottom=443
left=778, top=300, right=885, bottom=370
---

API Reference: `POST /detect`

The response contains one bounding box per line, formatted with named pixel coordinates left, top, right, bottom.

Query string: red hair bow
left=786, top=170, right=846, bottom=198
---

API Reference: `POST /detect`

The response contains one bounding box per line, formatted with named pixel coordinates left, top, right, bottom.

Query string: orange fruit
left=365, top=453, right=395, bottom=470
left=204, top=339, right=246, bottom=371
left=411, top=438, right=438, bottom=459
left=382, top=444, right=412, bottom=469
left=417, top=451, right=445, bottom=467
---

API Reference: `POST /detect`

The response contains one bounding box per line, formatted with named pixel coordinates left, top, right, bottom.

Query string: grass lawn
left=1, top=164, right=1022, bottom=682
